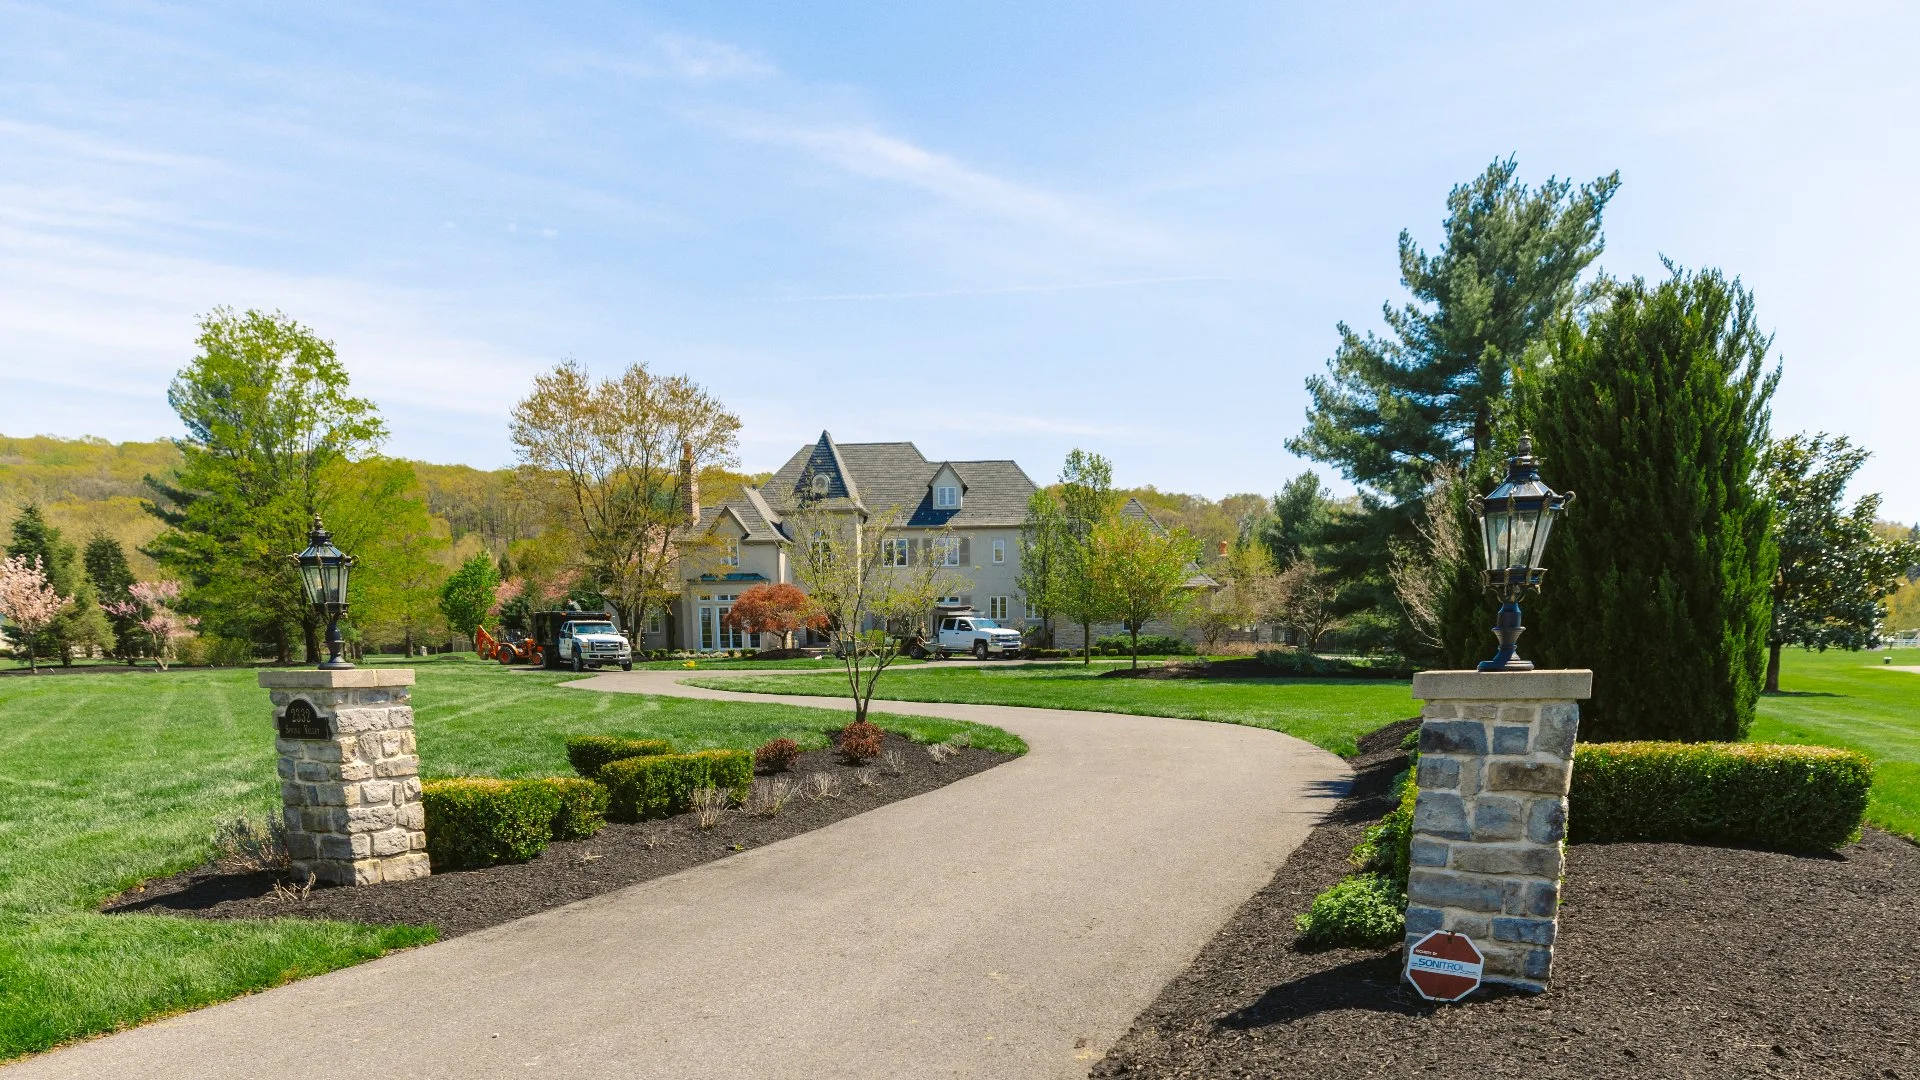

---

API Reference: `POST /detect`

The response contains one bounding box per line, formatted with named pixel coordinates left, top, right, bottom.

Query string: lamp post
left=1468, top=435, right=1572, bottom=672
left=293, top=516, right=355, bottom=670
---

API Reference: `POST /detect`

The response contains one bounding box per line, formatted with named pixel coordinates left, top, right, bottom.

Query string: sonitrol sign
left=276, top=698, right=330, bottom=739
left=1405, top=930, right=1485, bottom=1002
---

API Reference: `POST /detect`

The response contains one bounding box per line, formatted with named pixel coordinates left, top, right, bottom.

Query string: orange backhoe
left=475, top=625, right=543, bottom=667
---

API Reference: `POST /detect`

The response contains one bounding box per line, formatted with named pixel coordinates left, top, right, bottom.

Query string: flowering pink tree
left=104, top=580, right=198, bottom=671
left=490, top=576, right=525, bottom=617
left=0, top=554, right=67, bottom=674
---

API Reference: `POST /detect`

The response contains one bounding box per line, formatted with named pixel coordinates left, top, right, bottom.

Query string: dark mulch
left=105, top=733, right=1012, bottom=939
left=1094, top=720, right=1920, bottom=1079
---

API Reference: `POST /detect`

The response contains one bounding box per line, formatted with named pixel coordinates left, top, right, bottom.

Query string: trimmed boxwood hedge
left=599, top=749, right=754, bottom=822
left=566, top=735, right=674, bottom=779
left=544, top=776, right=610, bottom=841
left=1569, top=741, right=1872, bottom=851
left=423, top=778, right=563, bottom=870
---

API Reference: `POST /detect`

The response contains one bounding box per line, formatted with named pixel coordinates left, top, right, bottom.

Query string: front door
left=697, top=594, right=744, bottom=651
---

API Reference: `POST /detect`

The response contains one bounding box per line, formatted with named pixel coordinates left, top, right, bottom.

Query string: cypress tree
left=1518, top=265, right=1777, bottom=742
left=84, top=533, right=140, bottom=660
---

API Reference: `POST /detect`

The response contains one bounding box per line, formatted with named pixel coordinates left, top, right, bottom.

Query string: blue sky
left=3, top=1, right=1916, bottom=519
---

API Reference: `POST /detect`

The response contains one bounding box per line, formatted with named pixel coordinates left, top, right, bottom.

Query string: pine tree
left=1518, top=265, right=1777, bottom=742
left=85, top=533, right=140, bottom=659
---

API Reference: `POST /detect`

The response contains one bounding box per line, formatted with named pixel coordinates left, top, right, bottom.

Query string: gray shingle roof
left=763, top=432, right=1038, bottom=528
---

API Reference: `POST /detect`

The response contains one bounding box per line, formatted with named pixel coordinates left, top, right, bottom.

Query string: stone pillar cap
left=1412, top=669, right=1592, bottom=701
left=259, top=668, right=416, bottom=689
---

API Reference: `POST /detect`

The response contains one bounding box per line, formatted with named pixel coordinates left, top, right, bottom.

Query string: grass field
left=703, top=649, right=1920, bottom=839
left=1754, top=647, right=1920, bottom=840
left=0, top=661, right=1018, bottom=1060
left=691, top=663, right=1419, bottom=756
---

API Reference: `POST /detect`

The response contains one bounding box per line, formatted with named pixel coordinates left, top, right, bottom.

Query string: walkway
left=10, top=670, right=1350, bottom=1080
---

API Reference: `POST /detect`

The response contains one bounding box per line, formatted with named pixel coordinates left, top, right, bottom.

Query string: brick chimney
left=678, top=442, right=700, bottom=526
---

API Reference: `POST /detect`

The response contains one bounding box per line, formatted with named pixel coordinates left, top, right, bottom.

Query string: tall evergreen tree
left=83, top=533, right=140, bottom=659
left=1518, top=266, right=1777, bottom=742
left=1290, top=158, right=1620, bottom=503
left=1257, top=472, right=1334, bottom=569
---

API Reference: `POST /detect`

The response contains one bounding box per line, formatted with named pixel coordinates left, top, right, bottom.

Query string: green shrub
left=1094, top=634, right=1192, bottom=656
left=1254, top=649, right=1414, bottom=679
left=1294, top=873, right=1406, bottom=950
left=565, top=734, right=675, bottom=779
left=1569, top=741, right=1872, bottom=851
left=1351, top=764, right=1418, bottom=890
left=537, top=776, right=610, bottom=841
left=423, top=778, right=562, bottom=870
left=599, top=749, right=754, bottom=822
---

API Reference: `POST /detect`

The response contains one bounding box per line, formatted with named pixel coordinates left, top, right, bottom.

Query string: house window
left=987, top=596, right=1008, bottom=620
left=938, top=595, right=964, bottom=606
left=810, top=473, right=831, bottom=496
left=934, top=484, right=959, bottom=509
left=647, top=613, right=663, bottom=636
left=932, top=537, right=960, bottom=566
left=882, top=537, right=911, bottom=567
left=721, top=540, right=740, bottom=567
left=991, top=538, right=1005, bottom=564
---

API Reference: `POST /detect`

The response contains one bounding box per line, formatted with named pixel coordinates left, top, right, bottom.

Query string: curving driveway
left=9, top=670, right=1350, bottom=1080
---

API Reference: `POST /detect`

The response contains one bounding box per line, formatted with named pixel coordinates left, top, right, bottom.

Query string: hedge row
left=1254, top=649, right=1415, bottom=679
left=599, top=749, right=754, bottom=822
left=422, top=776, right=610, bottom=870
left=1093, top=635, right=1194, bottom=656
left=566, top=735, right=674, bottom=779
left=1569, top=741, right=1872, bottom=851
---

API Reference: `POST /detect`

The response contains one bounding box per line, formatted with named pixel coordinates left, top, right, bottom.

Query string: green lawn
left=1754, top=647, right=1920, bottom=840
left=690, top=662, right=1419, bottom=756
left=0, top=661, right=1018, bottom=1060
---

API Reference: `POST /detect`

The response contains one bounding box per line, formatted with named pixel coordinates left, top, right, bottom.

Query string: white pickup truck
left=934, top=614, right=1025, bottom=660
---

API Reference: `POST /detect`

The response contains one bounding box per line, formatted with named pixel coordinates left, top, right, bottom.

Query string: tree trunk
left=1764, top=640, right=1783, bottom=694
left=302, top=618, right=319, bottom=664
left=1082, top=620, right=1092, bottom=665
left=275, top=624, right=291, bottom=665
left=1129, top=626, right=1140, bottom=670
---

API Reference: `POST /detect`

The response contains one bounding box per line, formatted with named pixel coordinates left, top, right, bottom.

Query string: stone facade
left=259, top=668, right=429, bottom=886
left=1405, top=669, right=1592, bottom=993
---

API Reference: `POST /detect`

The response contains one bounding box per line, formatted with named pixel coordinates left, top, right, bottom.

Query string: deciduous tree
left=1275, top=558, right=1344, bottom=654
left=1052, top=450, right=1122, bottom=664
left=0, top=554, right=65, bottom=673
left=103, top=581, right=197, bottom=670
left=510, top=360, right=740, bottom=646
left=439, top=552, right=501, bottom=640
left=146, top=308, right=386, bottom=663
left=1016, top=488, right=1068, bottom=646
left=1092, top=513, right=1201, bottom=669
left=1760, top=433, right=1920, bottom=691
left=724, top=582, right=824, bottom=651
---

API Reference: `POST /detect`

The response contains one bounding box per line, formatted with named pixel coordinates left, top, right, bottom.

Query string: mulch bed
left=1094, top=720, right=1920, bottom=1079
left=106, top=733, right=1013, bottom=938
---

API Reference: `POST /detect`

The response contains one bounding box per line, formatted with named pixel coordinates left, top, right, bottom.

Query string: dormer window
left=810, top=474, right=831, bottom=496
left=934, top=484, right=959, bottom=509
left=721, top=540, right=740, bottom=567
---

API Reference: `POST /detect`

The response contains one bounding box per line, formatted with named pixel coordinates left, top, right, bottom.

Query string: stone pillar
left=260, top=669, right=430, bottom=886
left=1404, top=669, right=1592, bottom=993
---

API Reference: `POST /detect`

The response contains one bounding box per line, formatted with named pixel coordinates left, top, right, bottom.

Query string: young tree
left=103, top=581, right=197, bottom=671
left=439, top=552, right=501, bottom=640
left=319, top=457, right=450, bottom=657
left=510, top=360, right=741, bottom=647
left=1760, top=433, right=1920, bottom=692
left=1386, top=466, right=1482, bottom=663
left=1518, top=265, right=1777, bottom=742
left=1184, top=540, right=1279, bottom=652
left=1053, top=450, right=1123, bottom=664
left=1290, top=159, right=1620, bottom=502
left=724, top=583, right=825, bottom=651
left=1016, top=488, right=1068, bottom=646
left=1275, top=558, right=1344, bottom=654
left=786, top=502, right=958, bottom=727
left=0, top=554, right=66, bottom=673
left=1092, top=514, right=1201, bottom=669
left=146, top=308, right=386, bottom=663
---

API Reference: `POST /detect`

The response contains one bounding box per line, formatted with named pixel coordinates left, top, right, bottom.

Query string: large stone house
left=648, top=432, right=1041, bottom=652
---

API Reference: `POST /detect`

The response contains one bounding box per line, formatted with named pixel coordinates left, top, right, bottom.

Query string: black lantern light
left=294, top=516, right=355, bottom=670
left=1468, top=435, right=1572, bottom=672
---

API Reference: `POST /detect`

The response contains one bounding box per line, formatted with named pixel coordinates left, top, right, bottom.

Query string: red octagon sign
left=1405, top=930, right=1484, bottom=1002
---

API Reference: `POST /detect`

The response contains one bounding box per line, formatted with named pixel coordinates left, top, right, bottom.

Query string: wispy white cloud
left=771, top=275, right=1235, bottom=302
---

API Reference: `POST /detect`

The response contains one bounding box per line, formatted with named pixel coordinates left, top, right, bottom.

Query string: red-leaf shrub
left=723, top=583, right=826, bottom=642
left=755, top=737, right=801, bottom=773
left=836, top=720, right=884, bottom=765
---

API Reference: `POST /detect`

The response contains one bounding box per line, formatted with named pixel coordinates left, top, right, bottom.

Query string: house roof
left=762, top=433, right=1038, bottom=528
left=1122, top=497, right=1219, bottom=589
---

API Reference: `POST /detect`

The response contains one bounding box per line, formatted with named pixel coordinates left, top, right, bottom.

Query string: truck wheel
left=936, top=650, right=949, bottom=661
left=973, top=641, right=988, bottom=660
left=621, top=660, right=633, bottom=671
left=571, top=653, right=583, bottom=673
